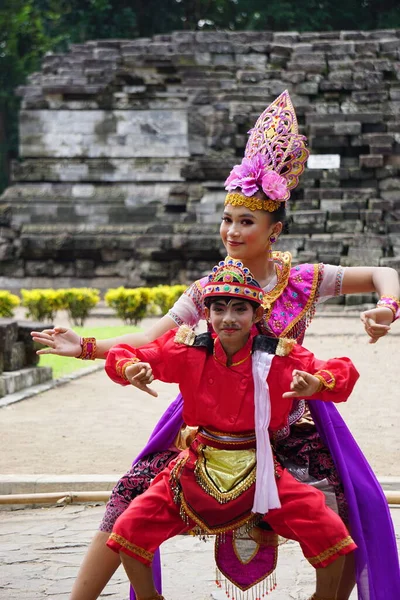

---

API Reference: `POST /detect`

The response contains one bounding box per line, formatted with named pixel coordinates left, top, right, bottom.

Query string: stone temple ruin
left=0, top=29, right=399, bottom=297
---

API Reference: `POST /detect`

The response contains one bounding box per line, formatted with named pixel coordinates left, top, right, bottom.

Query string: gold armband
left=116, top=357, right=141, bottom=381
left=314, top=369, right=336, bottom=393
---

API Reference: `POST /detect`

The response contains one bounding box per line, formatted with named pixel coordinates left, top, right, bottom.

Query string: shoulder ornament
left=276, top=338, right=296, bottom=356
left=174, top=325, right=196, bottom=346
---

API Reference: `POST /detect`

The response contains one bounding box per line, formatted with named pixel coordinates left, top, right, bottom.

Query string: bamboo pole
left=385, top=491, right=400, bottom=505
left=0, top=491, right=110, bottom=505
left=0, top=490, right=399, bottom=506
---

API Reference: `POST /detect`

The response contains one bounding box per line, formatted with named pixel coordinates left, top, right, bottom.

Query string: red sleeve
left=104, top=329, right=187, bottom=386
left=291, top=345, right=360, bottom=403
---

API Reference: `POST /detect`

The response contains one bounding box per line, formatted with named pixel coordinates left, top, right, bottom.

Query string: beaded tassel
left=215, top=566, right=278, bottom=600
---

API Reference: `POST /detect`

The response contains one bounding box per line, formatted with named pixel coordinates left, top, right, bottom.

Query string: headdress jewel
left=203, top=258, right=264, bottom=305
left=224, top=90, right=310, bottom=212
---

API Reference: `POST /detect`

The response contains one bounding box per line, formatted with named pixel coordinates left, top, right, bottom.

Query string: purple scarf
left=129, top=394, right=399, bottom=600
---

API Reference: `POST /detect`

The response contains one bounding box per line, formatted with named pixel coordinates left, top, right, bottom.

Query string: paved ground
left=0, top=311, right=399, bottom=599
left=1, top=503, right=399, bottom=600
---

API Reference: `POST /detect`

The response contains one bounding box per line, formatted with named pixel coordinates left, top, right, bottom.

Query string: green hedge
left=0, top=290, right=20, bottom=317
left=1, top=284, right=187, bottom=325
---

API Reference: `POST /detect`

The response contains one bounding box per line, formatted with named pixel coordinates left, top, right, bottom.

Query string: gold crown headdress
left=203, top=258, right=264, bottom=305
left=224, top=90, right=309, bottom=212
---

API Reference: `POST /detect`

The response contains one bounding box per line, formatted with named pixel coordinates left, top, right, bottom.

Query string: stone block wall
left=0, top=29, right=399, bottom=292
left=0, top=320, right=53, bottom=397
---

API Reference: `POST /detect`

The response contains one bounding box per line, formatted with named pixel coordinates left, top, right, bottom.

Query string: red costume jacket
left=105, top=329, right=359, bottom=434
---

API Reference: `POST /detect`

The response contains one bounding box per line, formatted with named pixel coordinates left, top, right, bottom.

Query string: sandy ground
left=0, top=311, right=399, bottom=477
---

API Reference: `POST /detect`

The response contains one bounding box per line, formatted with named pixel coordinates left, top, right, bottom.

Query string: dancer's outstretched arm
left=31, top=313, right=177, bottom=359
left=341, top=265, right=400, bottom=343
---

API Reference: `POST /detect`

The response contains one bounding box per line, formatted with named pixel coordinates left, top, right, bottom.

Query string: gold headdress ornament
left=224, top=90, right=309, bottom=212
left=203, top=258, right=264, bottom=305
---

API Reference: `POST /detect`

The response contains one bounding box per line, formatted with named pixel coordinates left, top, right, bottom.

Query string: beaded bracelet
left=314, top=369, right=336, bottom=393
left=77, top=337, right=97, bottom=360
left=376, top=295, right=400, bottom=322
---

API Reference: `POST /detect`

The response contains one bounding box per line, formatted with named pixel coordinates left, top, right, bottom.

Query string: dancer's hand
left=31, top=327, right=82, bottom=357
left=125, top=362, right=158, bottom=398
left=360, top=307, right=393, bottom=344
left=282, top=370, right=320, bottom=399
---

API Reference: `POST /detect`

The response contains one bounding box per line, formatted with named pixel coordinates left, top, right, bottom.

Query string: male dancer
left=105, top=258, right=359, bottom=600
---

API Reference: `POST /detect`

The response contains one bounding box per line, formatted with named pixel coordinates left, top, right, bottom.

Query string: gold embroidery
left=276, top=337, right=296, bottom=356
left=169, top=455, right=189, bottom=504
left=115, top=358, right=125, bottom=379
left=225, top=192, right=281, bottom=213
left=307, top=536, right=355, bottom=566
left=174, top=324, right=196, bottom=346
left=232, top=535, right=260, bottom=565
left=108, top=533, right=154, bottom=562
left=213, top=348, right=252, bottom=368
left=178, top=492, right=258, bottom=535
left=261, top=251, right=292, bottom=316
left=281, top=262, right=320, bottom=338
left=216, top=536, right=278, bottom=591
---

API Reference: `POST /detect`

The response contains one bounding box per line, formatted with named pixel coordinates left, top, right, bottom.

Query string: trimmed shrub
left=105, top=287, right=152, bottom=325
left=0, top=290, right=20, bottom=317
left=150, top=284, right=186, bottom=315
left=58, top=288, right=100, bottom=326
left=20, top=289, right=64, bottom=322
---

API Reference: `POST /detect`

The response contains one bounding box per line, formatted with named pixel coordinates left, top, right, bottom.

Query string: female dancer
left=32, top=91, right=400, bottom=600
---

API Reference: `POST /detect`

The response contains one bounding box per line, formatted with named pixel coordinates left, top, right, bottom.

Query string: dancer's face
left=205, top=299, right=262, bottom=347
left=220, top=204, right=281, bottom=263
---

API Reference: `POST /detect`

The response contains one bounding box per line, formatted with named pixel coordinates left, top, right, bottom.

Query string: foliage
left=0, top=0, right=64, bottom=191
left=104, top=286, right=152, bottom=325
left=57, top=287, right=100, bottom=326
left=20, top=288, right=64, bottom=322
left=149, top=284, right=187, bottom=315
left=0, top=290, right=20, bottom=317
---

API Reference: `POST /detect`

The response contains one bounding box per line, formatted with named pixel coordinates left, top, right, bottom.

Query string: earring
left=268, top=235, right=277, bottom=261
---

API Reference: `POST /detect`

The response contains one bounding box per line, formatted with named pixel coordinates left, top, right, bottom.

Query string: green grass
left=38, top=325, right=140, bottom=379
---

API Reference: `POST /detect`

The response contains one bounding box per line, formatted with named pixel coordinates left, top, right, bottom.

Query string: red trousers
left=107, top=464, right=356, bottom=569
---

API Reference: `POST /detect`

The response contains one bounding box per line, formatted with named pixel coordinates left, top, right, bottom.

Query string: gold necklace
left=213, top=348, right=252, bottom=368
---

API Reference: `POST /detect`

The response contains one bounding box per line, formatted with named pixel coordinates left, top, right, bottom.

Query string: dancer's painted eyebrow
left=223, top=211, right=256, bottom=219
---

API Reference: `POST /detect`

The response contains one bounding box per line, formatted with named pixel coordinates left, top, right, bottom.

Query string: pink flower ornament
left=224, top=154, right=288, bottom=201
left=261, top=170, right=288, bottom=200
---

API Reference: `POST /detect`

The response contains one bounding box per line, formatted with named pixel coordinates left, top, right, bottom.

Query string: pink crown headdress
left=203, top=258, right=264, bottom=305
left=224, top=90, right=309, bottom=211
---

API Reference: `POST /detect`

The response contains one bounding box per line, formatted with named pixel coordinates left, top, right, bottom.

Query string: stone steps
left=0, top=366, right=53, bottom=398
